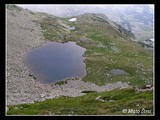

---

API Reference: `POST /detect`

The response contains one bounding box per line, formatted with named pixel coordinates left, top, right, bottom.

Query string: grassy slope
left=7, top=88, right=153, bottom=115
left=39, top=14, right=153, bottom=87
left=78, top=23, right=153, bottom=86
left=7, top=7, right=153, bottom=115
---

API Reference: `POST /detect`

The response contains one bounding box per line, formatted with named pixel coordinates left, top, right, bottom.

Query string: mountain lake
left=24, top=42, right=86, bottom=83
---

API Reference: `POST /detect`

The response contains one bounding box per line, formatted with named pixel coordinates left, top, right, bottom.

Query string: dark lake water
left=24, top=42, right=86, bottom=83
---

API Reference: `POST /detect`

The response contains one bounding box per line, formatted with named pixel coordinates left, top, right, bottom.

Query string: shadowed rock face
left=111, top=69, right=128, bottom=76
left=137, top=39, right=154, bottom=49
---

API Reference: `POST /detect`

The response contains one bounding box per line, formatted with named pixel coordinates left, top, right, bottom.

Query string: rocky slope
left=6, top=5, right=130, bottom=105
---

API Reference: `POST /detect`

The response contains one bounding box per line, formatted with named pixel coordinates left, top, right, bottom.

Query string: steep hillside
left=18, top=4, right=154, bottom=41
left=6, top=5, right=153, bottom=115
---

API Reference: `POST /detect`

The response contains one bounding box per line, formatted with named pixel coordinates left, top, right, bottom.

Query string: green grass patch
left=7, top=88, right=153, bottom=115
left=7, top=4, right=22, bottom=11
left=55, top=80, right=68, bottom=85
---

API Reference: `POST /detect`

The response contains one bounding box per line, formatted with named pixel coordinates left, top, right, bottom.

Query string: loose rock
left=111, top=69, right=128, bottom=76
left=108, top=100, right=115, bottom=102
left=6, top=107, right=9, bottom=112
left=95, top=96, right=101, bottom=100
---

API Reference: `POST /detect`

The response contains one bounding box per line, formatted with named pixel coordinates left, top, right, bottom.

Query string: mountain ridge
left=17, top=4, right=154, bottom=41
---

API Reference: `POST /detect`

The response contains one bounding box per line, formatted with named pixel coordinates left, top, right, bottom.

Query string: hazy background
left=16, top=4, right=154, bottom=41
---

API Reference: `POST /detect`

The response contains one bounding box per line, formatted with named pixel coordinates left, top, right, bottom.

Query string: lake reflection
left=24, top=42, right=86, bottom=83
